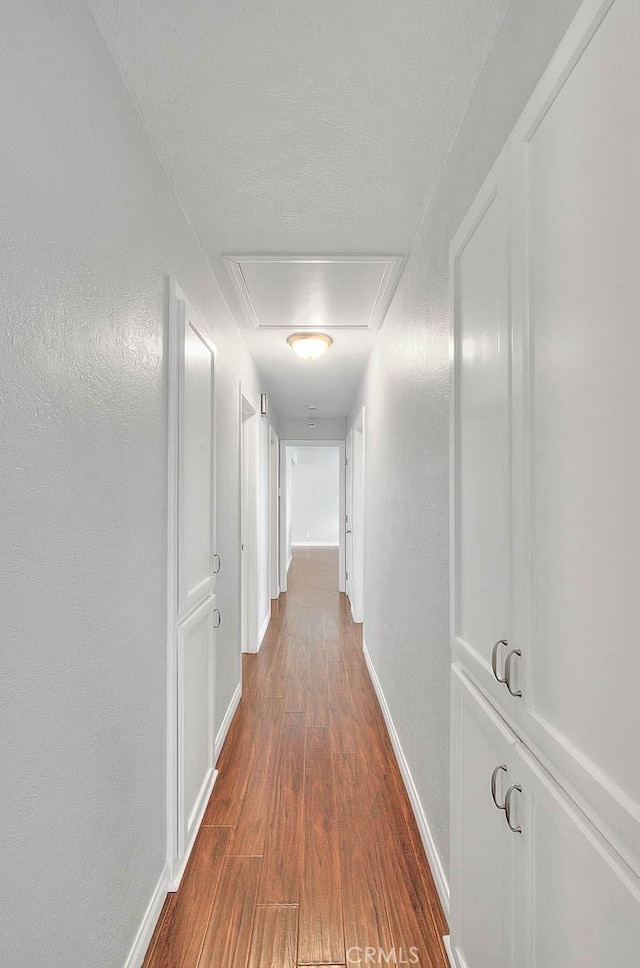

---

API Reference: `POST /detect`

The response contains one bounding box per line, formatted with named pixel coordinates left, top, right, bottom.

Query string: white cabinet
left=450, top=667, right=518, bottom=968
left=508, top=0, right=640, bottom=873
left=513, top=743, right=640, bottom=968
left=451, top=668, right=640, bottom=968
left=450, top=0, right=640, bottom=961
left=450, top=152, right=514, bottom=717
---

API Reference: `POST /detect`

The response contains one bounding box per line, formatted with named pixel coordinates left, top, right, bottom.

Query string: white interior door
left=169, top=283, right=218, bottom=883
left=240, top=395, right=258, bottom=653
left=269, top=427, right=279, bottom=600
left=345, top=430, right=354, bottom=601
left=178, top=300, right=217, bottom=616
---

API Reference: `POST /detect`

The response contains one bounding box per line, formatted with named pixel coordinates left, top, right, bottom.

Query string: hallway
left=144, top=549, right=447, bottom=968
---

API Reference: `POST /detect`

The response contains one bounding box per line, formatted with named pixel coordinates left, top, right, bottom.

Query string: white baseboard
left=363, top=640, right=451, bottom=922
left=444, top=935, right=458, bottom=967
left=291, top=541, right=339, bottom=547
left=123, top=863, right=170, bottom=968
left=258, top=608, right=271, bottom=651
left=215, top=681, right=242, bottom=762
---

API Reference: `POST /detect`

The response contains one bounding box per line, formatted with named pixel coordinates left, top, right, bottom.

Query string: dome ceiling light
left=286, top=332, right=333, bottom=360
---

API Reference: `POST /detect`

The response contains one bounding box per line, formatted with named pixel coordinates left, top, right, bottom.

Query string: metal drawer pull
left=213, top=608, right=221, bottom=629
left=491, top=639, right=508, bottom=684
left=504, top=784, right=523, bottom=833
left=490, top=765, right=508, bottom=810
left=505, top=649, right=522, bottom=697
left=213, top=553, right=221, bottom=574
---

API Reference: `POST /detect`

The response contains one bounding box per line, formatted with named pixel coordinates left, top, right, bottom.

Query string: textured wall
left=350, top=0, right=583, bottom=888
left=0, top=0, right=269, bottom=964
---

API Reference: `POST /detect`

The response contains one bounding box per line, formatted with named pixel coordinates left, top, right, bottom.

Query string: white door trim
left=279, top=439, right=346, bottom=593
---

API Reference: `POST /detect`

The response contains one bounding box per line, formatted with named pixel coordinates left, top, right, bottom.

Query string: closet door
left=450, top=666, right=518, bottom=968
left=450, top=153, right=515, bottom=710
left=178, top=298, right=217, bottom=618
left=511, top=743, right=640, bottom=968
left=508, top=0, right=640, bottom=873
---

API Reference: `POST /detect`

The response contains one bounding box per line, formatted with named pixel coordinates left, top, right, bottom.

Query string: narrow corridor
left=144, top=549, right=447, bottom=968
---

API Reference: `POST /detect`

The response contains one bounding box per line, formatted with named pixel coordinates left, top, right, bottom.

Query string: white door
left=507, top=0, right=640, bottom=874
left=450, top=666, right=518, bottom=968
left=351, top=413, right=365, bottom=624
left=178, top=299, right=217, bottom=616
left=169, top=284, right=218, bottom=879
left=345, top=429, right=354, bottom=602
left=240, top=395, right=258, bottom=653
left=512, top=742, right=640, bottom=968
left=450, top=152, right=513, bottom=711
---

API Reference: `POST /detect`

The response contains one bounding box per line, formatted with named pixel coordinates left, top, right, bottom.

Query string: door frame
left=279, top=438, right=346, bottom=593
left=239, top=388, right=259, bottom=653
left=166, top=279, right=218, bottom=889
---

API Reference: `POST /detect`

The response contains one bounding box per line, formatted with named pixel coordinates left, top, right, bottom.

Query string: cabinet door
left=509, top=0, right=640, bottom=873
left=511, top=744, right=640, bottom=968
left=450, top=666, right=518, bottom=968
left=178, top=297, right=216, bottom=617
left=450, top=153, right=514, bottom=711
left=177, top=595, right=216, bottom=857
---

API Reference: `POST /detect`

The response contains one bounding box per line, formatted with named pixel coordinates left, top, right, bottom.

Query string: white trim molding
left=123, top=863, right=170, bottom=968
left=291, top=541, right=339, bottom=548
left=215, top=682, right=242, bottom=761
left=363, top=640, right=451, bottom=921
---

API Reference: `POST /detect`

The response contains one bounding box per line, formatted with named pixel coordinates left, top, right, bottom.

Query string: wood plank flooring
left=144, top=548, right=448, bottom=968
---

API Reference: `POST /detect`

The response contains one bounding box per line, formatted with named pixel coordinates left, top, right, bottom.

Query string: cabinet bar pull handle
left=213, top=553, right=221, bottom=574
left=491, top=639, right=508, bottom=684
left=490, top=765, right=508, bottom=810
left=504, top=783, right=523, bottom=833
left=213, top=608, right=221, bottom=629
left=505, top=649, right=523, bottom=697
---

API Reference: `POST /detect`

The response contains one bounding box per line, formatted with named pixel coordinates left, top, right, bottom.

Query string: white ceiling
left=87, top=0, right=509, bottom=418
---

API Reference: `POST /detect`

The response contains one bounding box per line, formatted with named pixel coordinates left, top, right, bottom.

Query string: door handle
left=213, top=608, right=221, bottom=629
left=504, top=783, right=523, bottom=833
left=505, top=649, right=522, bottom=697
left=490, top=765, right=508, bottom=811
left=491, top=639, right=508, bottom=684
left=212, top=553, right=221, bottom=574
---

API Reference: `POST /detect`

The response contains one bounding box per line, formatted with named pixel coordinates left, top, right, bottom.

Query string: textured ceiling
left=87, top=0, right=509, bottom=417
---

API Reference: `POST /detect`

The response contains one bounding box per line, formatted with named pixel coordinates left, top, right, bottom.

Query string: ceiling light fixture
left=287, top=332, right=333, bottom=360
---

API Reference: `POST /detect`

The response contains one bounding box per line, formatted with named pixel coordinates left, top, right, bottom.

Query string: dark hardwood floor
left=144, top=548, right=448, bottom=968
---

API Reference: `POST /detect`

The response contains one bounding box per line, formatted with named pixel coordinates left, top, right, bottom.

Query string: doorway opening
left=279, top=439, right=346, bottom=594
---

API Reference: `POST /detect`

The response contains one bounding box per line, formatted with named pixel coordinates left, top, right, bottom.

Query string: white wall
left=350, top=0, right=583, bottom=895
left=291, top=447, right=340, bottom=546
left=0, top=1, right=275, bottom=964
